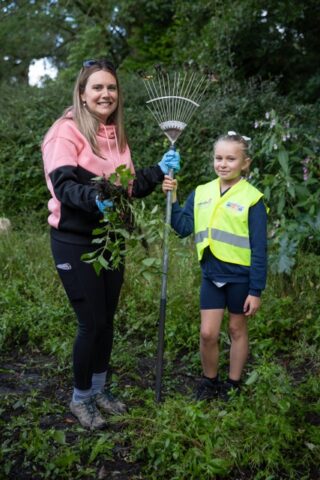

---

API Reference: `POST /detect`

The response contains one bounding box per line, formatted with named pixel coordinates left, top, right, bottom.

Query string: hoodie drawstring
left=103, top=125, right=122, bottom=172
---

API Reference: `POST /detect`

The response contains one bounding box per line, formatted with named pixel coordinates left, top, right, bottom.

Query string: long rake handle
left=155, top=167, right=174, bottom=402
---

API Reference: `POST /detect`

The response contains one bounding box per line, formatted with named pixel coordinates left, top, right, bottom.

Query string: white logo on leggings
left=56, top=263, right=72, bottom=270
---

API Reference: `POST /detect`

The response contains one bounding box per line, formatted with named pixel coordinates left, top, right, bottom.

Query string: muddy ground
left=0, top=349, right=195, bottom=480
left=1, top=350, right=319, bottom=480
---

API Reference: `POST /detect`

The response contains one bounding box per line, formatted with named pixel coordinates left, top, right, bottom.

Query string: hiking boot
left=196, top=377, right=220, bottom=401
left=70, top=399, right=107, bottom=430
left=95, top=390, right=127, bottom=414
left=218, top=381, right=241, bottom=401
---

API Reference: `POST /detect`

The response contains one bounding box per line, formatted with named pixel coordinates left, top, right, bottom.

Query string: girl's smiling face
left=213, top=140, right=250, bottom=187
left=81, top=70, right=118, bottom=123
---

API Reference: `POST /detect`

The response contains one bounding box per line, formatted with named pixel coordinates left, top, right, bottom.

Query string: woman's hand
left=162, top=175, right=178, bottom=202
left=158, top=149, right=181, bottom=174
left=243, top=295, right=261, bottom=316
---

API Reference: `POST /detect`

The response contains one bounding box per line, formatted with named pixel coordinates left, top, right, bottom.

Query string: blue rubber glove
left=158, top=148, right=181, bottom=174
left=96, top=196, right=113, bottom=214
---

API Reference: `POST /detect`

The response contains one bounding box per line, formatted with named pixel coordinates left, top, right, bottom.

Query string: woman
left=42, top=58, right=180, bottom=429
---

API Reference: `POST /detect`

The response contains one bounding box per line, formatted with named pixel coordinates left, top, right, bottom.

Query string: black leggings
left=51, top=236, right=124, bottom=390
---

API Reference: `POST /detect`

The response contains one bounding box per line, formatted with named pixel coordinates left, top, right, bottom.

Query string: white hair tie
left=227, top=131, right=251, bottom=142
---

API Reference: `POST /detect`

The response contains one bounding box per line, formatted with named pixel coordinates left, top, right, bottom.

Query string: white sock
left=72, top=387, right=92, bottom=403
left=91, top=371, right=107, bottom=395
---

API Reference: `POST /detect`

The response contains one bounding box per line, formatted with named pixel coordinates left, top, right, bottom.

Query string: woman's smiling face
left=81, top=70, right=118, bottom=123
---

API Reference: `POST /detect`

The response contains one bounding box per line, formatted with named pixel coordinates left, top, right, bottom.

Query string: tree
left=0, top=0, right=74, bottom=83
left=170, top=0, right=320, bottom=100
left=2, top=0, right=319, bottom=100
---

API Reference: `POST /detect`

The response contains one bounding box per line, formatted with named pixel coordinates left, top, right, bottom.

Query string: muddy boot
left=70, top=398, right=107, bottom=430
left=95, top=390, right=127, bottom=414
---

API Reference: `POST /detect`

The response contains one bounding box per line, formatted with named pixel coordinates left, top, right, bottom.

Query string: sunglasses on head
left=82, top=59, right=116, bottom=71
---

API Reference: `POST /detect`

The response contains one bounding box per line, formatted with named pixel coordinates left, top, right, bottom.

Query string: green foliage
left=0, top=391, right=114, bottom=478
left=0, top=225, right=73, bottom=360
left=251, top=108, right=320, bottom=273
left=125, top=360, right=320, bottom=479
left=63, top=24, right=114, bottom=80
left=253, top=108, right=319, bottom=219
left=2, top=0, right=320, bottom=98
left=81, top=166, right=137, bottom=274
left=171, top=0, right=320, bottom=100
left=114, top=0, right=177, bottom=70
left=1, top=3, right=320, bottom=477
left=1, top=59, right=319, bottom=273
left=81, top=166, right=164, bottom=278
left=0, top=1, right=71, bottom=83
left=0, top=80, right=71, bottom=220
left=0, top=219, right=320, bottom=479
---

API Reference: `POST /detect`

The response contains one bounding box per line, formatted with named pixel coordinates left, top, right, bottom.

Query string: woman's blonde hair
left=64, top=59, right=127, bottom=156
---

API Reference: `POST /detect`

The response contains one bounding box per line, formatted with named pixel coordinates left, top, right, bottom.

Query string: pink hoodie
left=42, top=112, right=135, bottom=229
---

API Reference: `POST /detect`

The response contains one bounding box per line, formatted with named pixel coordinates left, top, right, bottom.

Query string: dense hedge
left=0, top=74, right=319, bottom=271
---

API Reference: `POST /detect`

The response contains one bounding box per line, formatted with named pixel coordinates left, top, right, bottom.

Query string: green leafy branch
left=81, top=165, right=162, bottom=279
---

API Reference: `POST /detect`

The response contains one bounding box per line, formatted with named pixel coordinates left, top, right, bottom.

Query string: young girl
left=162, top=132, right=267, bottom=401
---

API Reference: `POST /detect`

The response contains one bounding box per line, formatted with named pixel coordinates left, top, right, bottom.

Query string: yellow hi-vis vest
left=194, top=178, right=264, bottom=266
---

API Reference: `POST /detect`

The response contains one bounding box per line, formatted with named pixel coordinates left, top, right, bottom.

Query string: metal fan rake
left=141, top=63, right=215, bottom=146
left=140, top=63, right=216, bottom=402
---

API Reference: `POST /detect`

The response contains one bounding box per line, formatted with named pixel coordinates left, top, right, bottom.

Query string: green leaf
left=142, top=257, right=156, bottom=267
left=93, top=261, right=103, bottom=276
left=97, top=255, right=111, bottom=271
left=305, top=442, right=316, bottom=451
left=287, top=181, right=296, bottom=199
left=92, top=237, right=105, bottom=244
left=53, top=430, right=66, bottom=445
left=151, top=205, right=159, bottom=214
left=81, top=251, right=99, bottom=260
left=92, top=227, right=108, bottom=235
left=141, top=271, right=154, bottom=283
left=245, top=370, right=259, bottom=385
left=115, top=228, right=131, bottom=239
left=278, top=149, right=289, bottom=175
left=277, top=195, right=286, bottom=215
left=264, top=186, right=270, bottom=201
left=278, top=253, right=295, bottom=274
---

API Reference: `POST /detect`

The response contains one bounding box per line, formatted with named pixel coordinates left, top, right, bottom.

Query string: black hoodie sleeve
left=131, top=165, right=164, bottom=198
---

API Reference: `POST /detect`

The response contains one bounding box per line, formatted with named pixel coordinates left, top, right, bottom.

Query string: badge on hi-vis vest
left=197, top=198, right=213, bottom=209
left=225, top=201, right=244, bottom=212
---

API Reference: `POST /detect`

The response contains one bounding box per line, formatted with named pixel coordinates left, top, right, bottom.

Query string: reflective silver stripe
left=194, top=229, right=209, bottom=244
left=211, top=228, right=250, bottom=249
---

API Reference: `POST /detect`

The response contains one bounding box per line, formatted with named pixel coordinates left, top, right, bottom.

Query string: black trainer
left=196, top=377, right=220, bottom=401
left=218, top=380, right=240, bottom=401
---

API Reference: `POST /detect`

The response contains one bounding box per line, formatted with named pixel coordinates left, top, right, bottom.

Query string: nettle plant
left=252, top=109, right=320, bottom=274
left=81, top=165, right=162, bottom=279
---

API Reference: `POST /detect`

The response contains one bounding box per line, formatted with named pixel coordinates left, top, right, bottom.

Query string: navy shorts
left=200, top=277, right=249, bottom=314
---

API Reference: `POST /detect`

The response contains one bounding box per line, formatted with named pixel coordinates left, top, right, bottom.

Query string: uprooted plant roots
left=93, top=174, right=149, bottom=253
left=94, top=175, right=135, bottom=234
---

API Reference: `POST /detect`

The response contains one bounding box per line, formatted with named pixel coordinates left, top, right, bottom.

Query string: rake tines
left=140, top=64, right=216, bottom=145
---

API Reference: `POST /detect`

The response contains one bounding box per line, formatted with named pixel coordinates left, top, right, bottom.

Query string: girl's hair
left=214, top=132, right=252, bottom=176
left=214, top=132, right=250, bottom=158
left=64, top=59, right=127, bottom=156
